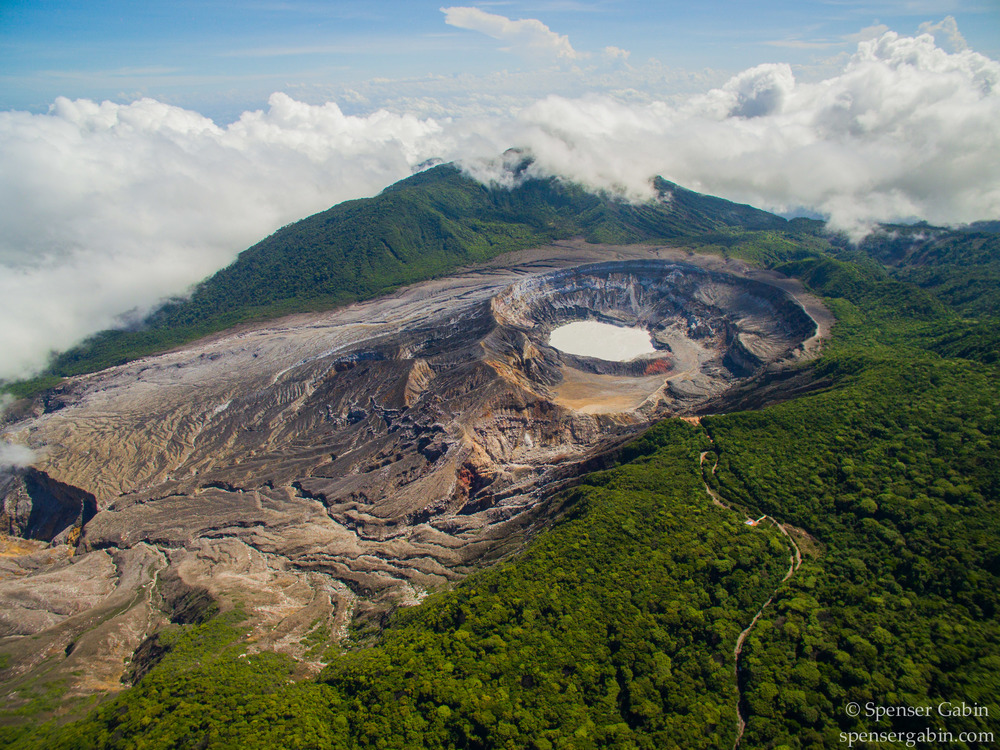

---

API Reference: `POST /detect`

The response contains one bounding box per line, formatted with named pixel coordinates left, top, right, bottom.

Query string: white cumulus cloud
left=918, top=16, right=968, bottom=53
left=441, top=6, right=579, bottom=59
left=490, top=29, right=1000, bottom=236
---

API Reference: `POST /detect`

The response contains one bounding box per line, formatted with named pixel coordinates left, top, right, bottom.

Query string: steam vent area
left=0, top=243, right=829, bottom=699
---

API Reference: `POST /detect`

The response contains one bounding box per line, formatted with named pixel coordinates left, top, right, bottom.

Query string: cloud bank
left=0, top=95, right=445, bottom=381
left=498, top=31, right=999, bottom=234
left=0, top=26, right=998, bottom=382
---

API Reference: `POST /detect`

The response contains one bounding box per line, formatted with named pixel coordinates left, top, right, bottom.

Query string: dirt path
left=699, top=440, right=800, bottom=750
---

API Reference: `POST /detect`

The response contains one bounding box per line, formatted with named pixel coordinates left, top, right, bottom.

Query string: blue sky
left=2, top=1, right=997, bottom=121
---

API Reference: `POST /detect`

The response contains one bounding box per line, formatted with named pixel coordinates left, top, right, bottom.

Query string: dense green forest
left=2, top=169, right=999, bottom=748
left=847, top=223, right=1000, bottom=318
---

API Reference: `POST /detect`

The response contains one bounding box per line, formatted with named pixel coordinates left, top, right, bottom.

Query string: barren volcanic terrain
left=0, top=241, right=830, bottom=706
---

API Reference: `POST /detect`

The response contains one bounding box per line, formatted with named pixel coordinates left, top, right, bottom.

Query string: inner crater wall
left=487, top=260, right=817, bottom=403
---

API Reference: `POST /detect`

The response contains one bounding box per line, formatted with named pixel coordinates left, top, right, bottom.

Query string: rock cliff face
left=0, top=241, right=829, bottom=707
left=1, top=469, right=97, bottom=543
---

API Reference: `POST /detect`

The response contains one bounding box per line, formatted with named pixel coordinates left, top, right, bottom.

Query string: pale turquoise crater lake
left=548, top=321, right=656, bottom=362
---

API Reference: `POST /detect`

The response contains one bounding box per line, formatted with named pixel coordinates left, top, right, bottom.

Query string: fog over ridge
left=0, top=27, right=997, bottom=383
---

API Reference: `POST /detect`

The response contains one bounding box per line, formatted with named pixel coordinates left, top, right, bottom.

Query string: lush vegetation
left=708, top=354, right=1000, bottom=747
left=852, top=223, right=1000, bottom=318
left=3, top=169, right=999, bottom=748
left=689, top=230, right=1000, bottom=745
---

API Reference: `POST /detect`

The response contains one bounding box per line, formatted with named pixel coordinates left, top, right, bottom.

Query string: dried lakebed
left=0, top=240, right=832, bottom=712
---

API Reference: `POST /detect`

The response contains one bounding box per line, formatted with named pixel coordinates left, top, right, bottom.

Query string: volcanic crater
left=0, top=242, right=830, bottom=704
left=489, top=260, right=817, bottom=414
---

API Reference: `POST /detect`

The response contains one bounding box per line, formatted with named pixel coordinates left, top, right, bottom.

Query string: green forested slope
left=701, top=243, right=1000, bottom=746
left=853, top=225, right=1000, bottom=318
left=707, top=355, right=1000, bottom=746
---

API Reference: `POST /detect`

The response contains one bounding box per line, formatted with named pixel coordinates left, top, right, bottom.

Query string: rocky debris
left=0, top=549, right=117, bottom=636
left=0, top=243, right=827, bottom=710
left=0, top=468, right=96, bottom=543
left=0, top=543, right=165, bottom=705
left=404, top=359, right=436, bottom=406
